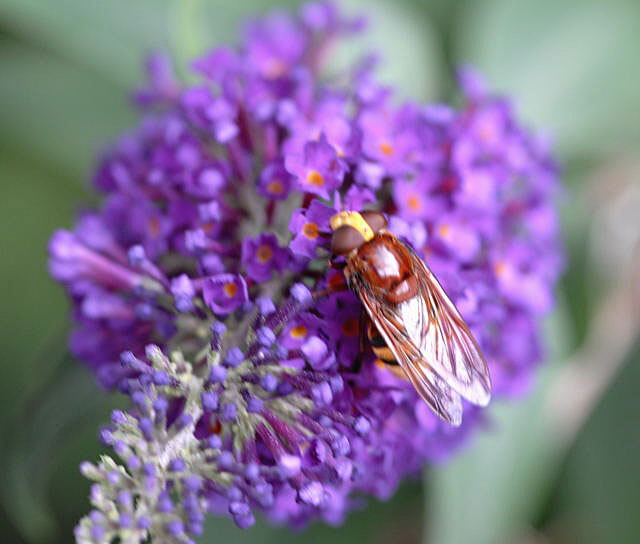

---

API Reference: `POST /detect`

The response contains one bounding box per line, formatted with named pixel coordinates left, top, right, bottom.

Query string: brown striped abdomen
left=368, top=321, right=408, bottom=380
left=367, top=321, right=397, bottom=366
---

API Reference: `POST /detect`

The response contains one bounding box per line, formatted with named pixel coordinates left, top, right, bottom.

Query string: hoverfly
left=329, top=210, right=491, bottom=426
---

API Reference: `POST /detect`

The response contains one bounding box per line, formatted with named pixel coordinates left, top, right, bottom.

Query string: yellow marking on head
left=329, top=211, right=374, bottom=242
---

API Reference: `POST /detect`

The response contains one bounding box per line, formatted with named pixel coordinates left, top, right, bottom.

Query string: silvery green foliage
left=75, top=346, right=309, bottom=543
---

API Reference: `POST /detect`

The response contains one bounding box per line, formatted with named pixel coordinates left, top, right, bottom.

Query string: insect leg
left=312, top=267, right=349, bottom=301
left=312, top=283, right=349, bottom=300
left=359, top=306, right=369, bottom=352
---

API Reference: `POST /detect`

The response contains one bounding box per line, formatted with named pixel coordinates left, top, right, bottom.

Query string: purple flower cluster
left=51, top=1, right=563, bottom=540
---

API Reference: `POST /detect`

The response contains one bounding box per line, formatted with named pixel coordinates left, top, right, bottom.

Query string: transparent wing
left=352, top=274, right=463, bottom=426
left=408, top=249, right=492, bottom=406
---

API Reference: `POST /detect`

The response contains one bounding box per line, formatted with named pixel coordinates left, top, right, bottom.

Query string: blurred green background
left=1, top=0, right=639, bottom=543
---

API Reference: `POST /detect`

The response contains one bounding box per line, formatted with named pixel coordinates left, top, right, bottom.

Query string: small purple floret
left=209, top=365, right=227, bottom=384
left=201, top=391, right=219, bottom=412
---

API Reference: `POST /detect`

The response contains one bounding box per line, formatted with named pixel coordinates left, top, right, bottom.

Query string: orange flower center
left=290, top=325, right=308, bottom=339
left=265, top=58, right=287, bottom=79
left=306, top=170, right=325, bottom=186
left=379, top=141, right=394, bottom=156
left=407, top=195, right=421, bottom=211
left=303, top=222, right=319, bottom=239
left=478, top=121, right=496, bottom=143
left=494, top=261, right=506, bottom=276
left=256, top=244, right=273, bottom=263
left=438, top=224, right=451, bottom=238
left=341, top=317, right=359, bottom=336
left=148, top=216, right=161, bottom=236
left=267, top=179, right=284, bottom=195
left=223, top=282, right=238, bottom=298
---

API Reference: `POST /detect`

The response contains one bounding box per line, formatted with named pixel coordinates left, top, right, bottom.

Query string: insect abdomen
left=367, top=322, right=397, bottom=366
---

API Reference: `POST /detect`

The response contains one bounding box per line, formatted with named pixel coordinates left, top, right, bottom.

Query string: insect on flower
left=328, top=210, right=492, bottom=426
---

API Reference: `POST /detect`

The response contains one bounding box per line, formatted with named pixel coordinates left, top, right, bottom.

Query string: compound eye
left=360, top=210, right=387, bottom=233
left=330, top=226, right=365, bottom=255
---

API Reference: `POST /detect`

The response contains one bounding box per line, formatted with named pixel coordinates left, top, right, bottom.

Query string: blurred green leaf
left=0, top=0, right=172, bottom=87
left=170, top=0, right=445, bottom=100
left=0, top=0, right=304, bottom=88
left=170, top=0, right=301, bottom=73
left=0, top=42, right=133, bottom=179
left=555, top=161, right=597, bottom=348
left=425, top=302, right=574, bottom=544
left=549, top=339, right=640, bottom=544
left=0, top=148, right=87, bottom=429
left=340, top=0, right=445, bottom=101
left=200, top=478, right=423, bottom=544
left=456, top=0, right=640, bottom=158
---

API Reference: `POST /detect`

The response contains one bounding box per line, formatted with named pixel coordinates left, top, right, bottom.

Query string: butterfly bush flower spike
left=49, top=3, right=563, bottom=542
